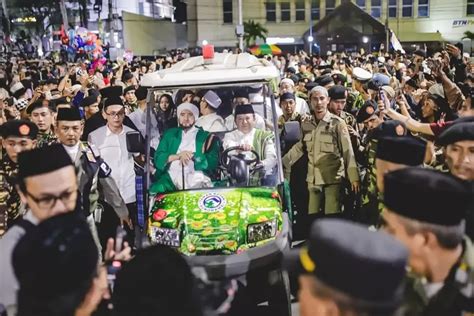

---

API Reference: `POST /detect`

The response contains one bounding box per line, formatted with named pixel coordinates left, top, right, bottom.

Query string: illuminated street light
left=202, top=40, right=209, bottom=46
left=307, top=35, right=314, bottom=42
left=362, top=36, right=369, bottom=44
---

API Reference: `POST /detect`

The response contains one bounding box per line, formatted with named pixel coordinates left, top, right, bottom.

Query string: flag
left=390, top=29, right=405, bottom=54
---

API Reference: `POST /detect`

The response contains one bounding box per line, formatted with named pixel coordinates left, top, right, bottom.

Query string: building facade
left=187, top=0, right=474, bottom=51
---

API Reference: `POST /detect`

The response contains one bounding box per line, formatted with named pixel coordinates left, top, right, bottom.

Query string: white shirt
left=168, top=126, right=212, bottom=189
left=195, top=112, right=227, bottom=132
left=63, top=143, right=80, bottom=161
left=222, top=128, right=277, bottom=174
left=127, top=107, right=161, bottom=150
left=0, top=212, right=39, bottom=314
left=88, top=125, right=136, bottom=204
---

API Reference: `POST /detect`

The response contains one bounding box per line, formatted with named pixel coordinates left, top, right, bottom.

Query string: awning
left=399, top=32, right=444, bottom=42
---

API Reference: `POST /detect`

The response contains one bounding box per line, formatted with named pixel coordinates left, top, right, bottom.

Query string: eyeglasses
left=105, top=110, right=125, bottom=118
left=25, top=188, right=77, bottom=210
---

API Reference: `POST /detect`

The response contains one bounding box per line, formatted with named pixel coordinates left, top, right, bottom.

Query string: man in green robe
left=150, top=102, right=220, bottom=194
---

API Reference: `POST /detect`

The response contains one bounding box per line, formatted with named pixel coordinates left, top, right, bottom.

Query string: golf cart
left=135, top=52, right=296, bottom=315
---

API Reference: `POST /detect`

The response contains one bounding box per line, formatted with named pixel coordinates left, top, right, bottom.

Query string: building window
left=326, top=0, right=335, bottom=15
left=295, top=0, right=305, bottom=21
left=388, top=0, right=397, bottom=17
left=280, top=2, right=290, bottom=22
left=266, top=1, right=276, bottom=22
left=468, top=0, right=474, bottom=15
left=402, top=0, right=413, bottom=17
left=223, top=0, right=233, bottom=23
left=371, top=0, right=381, bottom=17
left=311, top=0, right=320, bottom=20
left=356, top=0, right=366, bottom=10
left=418, top=0, right=429, bottom=17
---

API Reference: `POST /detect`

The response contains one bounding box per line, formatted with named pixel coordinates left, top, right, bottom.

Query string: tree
left=243, top=20, right=268, bottom=48
left=462, top=31, right=474, bottom=41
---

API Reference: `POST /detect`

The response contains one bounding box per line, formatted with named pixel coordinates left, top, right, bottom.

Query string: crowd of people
left=0, top=39, right=473, bottom=316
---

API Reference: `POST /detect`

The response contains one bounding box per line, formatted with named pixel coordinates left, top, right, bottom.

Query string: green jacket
left=400, top=237, right=474, bottom=316
left=150, top=127, right=220, bottom=194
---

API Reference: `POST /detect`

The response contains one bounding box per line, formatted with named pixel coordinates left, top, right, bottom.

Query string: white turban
left=280, top=78, right=295, bottom=87
left=177, top=102, right=199, bottom=120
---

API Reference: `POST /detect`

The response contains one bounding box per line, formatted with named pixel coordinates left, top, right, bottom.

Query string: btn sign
left=198, top=193, right=227, bottom=212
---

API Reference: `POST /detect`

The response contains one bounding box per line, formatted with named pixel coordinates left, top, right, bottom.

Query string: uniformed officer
left=0, top=120, right=38, bottom=237
left=55, top=108, right=131, bottom=253
left=436, top=122, right=474, bottom=181
left=26, top=100, right=58, bottom=147
left=346, top=67, right=372, bottom=115
left=381, top=168, right=474, bottom=316
left=0, top=144, right=77, bottom=314
left=436, top=122, right=474, bottom=240
left=356, top=120, right=408, bottom=225
left=284, top=219, right=409, bottom=316
left=277, top=92, right=305, bottom=130
left=283, top=86, right=359, bottom=217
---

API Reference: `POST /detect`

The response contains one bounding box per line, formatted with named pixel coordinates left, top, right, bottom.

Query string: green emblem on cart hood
left=198, top=193, right=227, bottom=212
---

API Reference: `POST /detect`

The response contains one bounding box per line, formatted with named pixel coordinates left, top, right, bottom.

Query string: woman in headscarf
left=155, top=93, right=177, bottom=134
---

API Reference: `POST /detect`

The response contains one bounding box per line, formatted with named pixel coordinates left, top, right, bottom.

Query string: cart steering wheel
left=220, top=146, right=261, bottom=169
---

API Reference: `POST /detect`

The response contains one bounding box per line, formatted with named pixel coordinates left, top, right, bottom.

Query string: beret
left=356, top=100, right=378, bottom=123
left=315, top=75, right=334, bottom=87
left=18, top=143, right=73, bottom=179
left=80, top=96, right=98, bottom=108
left=328, top=85, right=347, bottom=100
left=437, top=122, right=474, bottom=146
left=332, top=73, right=347, bottom=84
left=13, top=212, right=98, bottom=298
left=384, top=168, right=471, bottom=226
left=234, top=104, right=255, bottom=116
left=372, top=120, right=407, bottom=140
left=284, top=219, right=408, bottom=312
left=123, top=85, right=136, bottom=95
left=286, top=67, right=296, bottom=74
left=376, top=136, right=426, bottom=166
left=0, top=120, right=38, bottom=139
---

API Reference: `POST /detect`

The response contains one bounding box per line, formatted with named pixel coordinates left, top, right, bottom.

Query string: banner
left=390, top=29, right=405, bottom=54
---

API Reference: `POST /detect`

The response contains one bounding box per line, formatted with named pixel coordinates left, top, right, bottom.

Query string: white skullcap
left=310, top=86, right=328, bottom=97
left=280, top=78, right=295, bottom=87
left=177, top=102, right=199, bottom=120
left=203, top=90, right=222, bottom=109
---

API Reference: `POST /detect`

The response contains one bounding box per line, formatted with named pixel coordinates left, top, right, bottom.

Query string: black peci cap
left=234, top=104, right=255, bottom=116
left=104, top=96, right=124, bottom=109
left=18, top=144, right=73, bottom=179
left=57, top=107, right=82, bottom=121
left=135, top=86, right=148, bottom=101
left=280, top=92, right=296, bottom=101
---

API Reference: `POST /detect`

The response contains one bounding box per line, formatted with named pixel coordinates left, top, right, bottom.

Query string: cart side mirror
left=282, top=121, right=301, bottom=144
left=126, top=131, right=145, bottom=154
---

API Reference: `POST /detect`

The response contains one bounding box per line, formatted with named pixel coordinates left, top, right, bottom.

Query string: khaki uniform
left=400, top=237, right=474, bottom=316
left=36, top=130, right=58, bottom=148
left=0, top=150, right=22, bottom=237
left=283, top=111, right=359, bottom=214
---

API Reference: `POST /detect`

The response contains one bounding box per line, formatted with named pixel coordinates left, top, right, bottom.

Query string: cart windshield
left=148, top=83, right=283, bottom=194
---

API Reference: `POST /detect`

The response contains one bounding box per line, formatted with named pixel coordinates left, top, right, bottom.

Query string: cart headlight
left=247, top=219, right=277, bottom=243
left=150, top=227, right=180, bottom=247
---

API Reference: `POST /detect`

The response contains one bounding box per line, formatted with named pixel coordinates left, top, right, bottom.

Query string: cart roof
left=140, top=53, right=280, bottom=88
